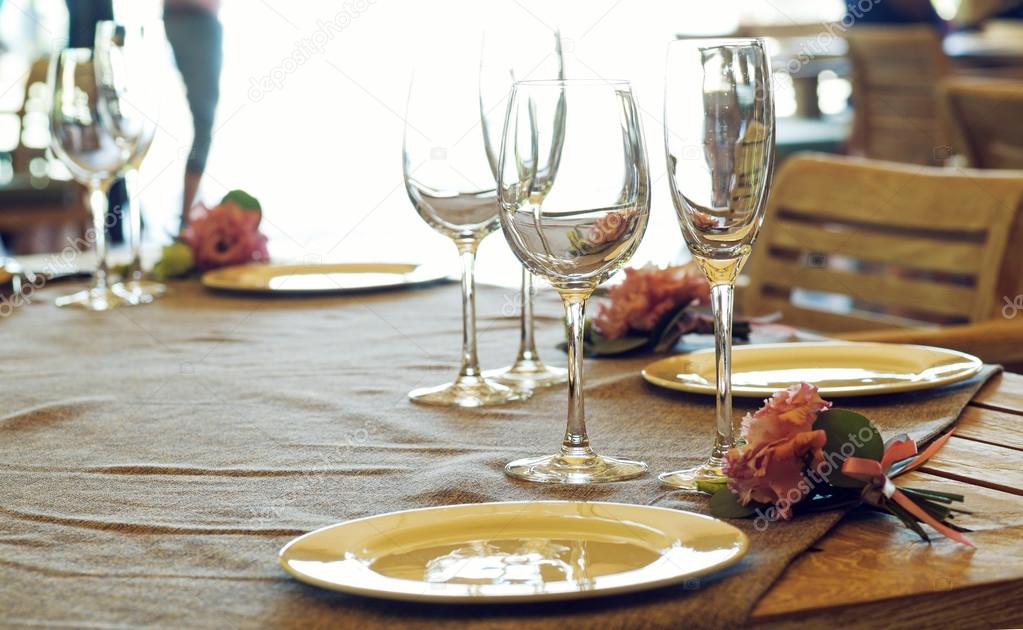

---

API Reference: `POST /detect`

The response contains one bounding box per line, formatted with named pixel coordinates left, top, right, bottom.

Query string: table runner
left=0, top=281, right=997, bottom=628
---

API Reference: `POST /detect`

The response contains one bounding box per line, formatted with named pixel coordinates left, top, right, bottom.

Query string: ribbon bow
left=842, top=431, right=974, bottom=547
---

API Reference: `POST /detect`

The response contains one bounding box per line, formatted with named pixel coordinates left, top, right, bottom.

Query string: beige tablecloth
left=0, top=280, right=996, bottom=628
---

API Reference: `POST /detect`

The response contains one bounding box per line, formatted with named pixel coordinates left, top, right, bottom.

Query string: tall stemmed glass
left=661, top=39, right=775, bottom=489
left=499, top=80, right=650, bottom=483
left=480, top=28, right=568, bottom=391
left=49, top=48, right=137, bottom=311
left=403, top=64, right=530, bottom=407
left=95, top=20, right=165, bottom=302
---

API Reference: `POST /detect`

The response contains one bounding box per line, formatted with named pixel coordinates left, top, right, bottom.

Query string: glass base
left=55, top=285, right=141, bottom=311
left=506, top=447, right=648, bottom=484
left=123, top=279, right=167, bottom=303
left=485, top=359, right=568, bottom=390
left=409, top=375, right=530, bottom=407
left=659, top=458, right=726, bottom=491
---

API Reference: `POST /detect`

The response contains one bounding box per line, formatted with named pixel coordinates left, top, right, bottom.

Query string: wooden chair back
left=845, top=26, right=951, bottom=165
left=940, top=76, right=1023, bottom=169
left=743, top=154, right=1023, bottom=333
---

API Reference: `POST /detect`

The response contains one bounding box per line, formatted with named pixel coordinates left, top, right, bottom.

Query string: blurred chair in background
left=940, top=76, right=1023, bottom=168
left=0, top=57, right=88, bottom=254
left=742, top=154, right=1023, bottom=365
left=845, top=26, right=952, bottom=164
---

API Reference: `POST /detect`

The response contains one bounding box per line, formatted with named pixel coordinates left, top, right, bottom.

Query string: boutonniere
left=154, top=190, right=269, bottom=279
left=570, top=262, right=751, bottom=357
left=704, top=382, right=973, bottom=546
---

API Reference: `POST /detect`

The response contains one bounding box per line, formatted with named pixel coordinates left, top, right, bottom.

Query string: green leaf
left=222, top=189, right=262, bottom=225
left=695, top=479, right=728, bottom=496
left=814, top=409, right=884, bottom=488
left=708, top=488, right=758, bottom=519
left=152, top=241, right=195, bottom=279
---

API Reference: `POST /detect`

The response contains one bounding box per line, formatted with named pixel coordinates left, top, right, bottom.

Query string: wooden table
left=752, top=372, right=1023, bottom=628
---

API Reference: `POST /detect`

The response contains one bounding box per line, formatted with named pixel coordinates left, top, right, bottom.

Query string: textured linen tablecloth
left=0, top=280, right=997, bottom=629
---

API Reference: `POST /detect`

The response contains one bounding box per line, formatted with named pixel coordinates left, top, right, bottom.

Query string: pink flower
left=591, top=262, right=710, bottom=339
left=180, top=201, right=269, bottom=271
left=723, top=383, right=833, bottom=519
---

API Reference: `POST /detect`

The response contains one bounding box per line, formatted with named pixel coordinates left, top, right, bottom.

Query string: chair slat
left=759, top=258, right=979, bottom=318
left=769, top=218, right=986, bottom=274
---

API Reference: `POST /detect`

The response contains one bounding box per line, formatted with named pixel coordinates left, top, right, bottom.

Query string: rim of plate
left=641, top=341, right=983, bottom=398
left=200, top=262, right=448, bottom=294
left=278, top=500, right=750, bottom=603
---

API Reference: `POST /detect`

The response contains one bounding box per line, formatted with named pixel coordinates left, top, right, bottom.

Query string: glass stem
left=124, top=168, right=143, bottom=281
left=87, top=181, right=111, bottom=292
left=710, top=282, right=736, bottom=460
left=455, top=240, right=482, bottom=379
left=561, top=292, right=591, bottom=451
left=516, top=268, right=539, bottom=363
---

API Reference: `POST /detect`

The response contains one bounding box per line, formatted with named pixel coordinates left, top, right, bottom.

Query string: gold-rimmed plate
left=642, top=341, right=983, bottom=398
left=279, top=501, right=748, bottom=603
left=201, top=262, right=450, bottom=295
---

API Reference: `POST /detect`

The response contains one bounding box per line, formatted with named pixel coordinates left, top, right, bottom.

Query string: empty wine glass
left=499, top=79, right=650, bottom=483
left=403, top=62, right=530, bottom=407
left=95, top=20, right=165, bottom=302
left=661, top=38, right=775, bottom=489
left=480, top=28, right=568, bottom=391
left=48, top=48, right=138, bottom=310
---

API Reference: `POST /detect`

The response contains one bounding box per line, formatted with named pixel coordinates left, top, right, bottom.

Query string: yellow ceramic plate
left=642, top=341, right=983, bottom=398
left=201, top=262, right=449, bottom=295
left=279, top=501, right=748, bottom=603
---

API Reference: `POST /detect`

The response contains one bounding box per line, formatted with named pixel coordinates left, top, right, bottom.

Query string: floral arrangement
left=576, top=262, right=751, bottom=356
left=154, top=190, right=269, bottom=279
left=704, top=382, right=973, bottom=546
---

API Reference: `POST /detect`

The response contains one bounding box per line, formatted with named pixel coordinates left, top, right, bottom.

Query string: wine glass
left=403, top=63, right=530, bottom=407
left=661, top=38, right=775, bottom=489
left=479, top=28, right=568, bottom=391
left=498, top=79, right=650, bottom=483
left=48, top=48, right=138, bottom=311
left=95, top=20, right=165, bottom=302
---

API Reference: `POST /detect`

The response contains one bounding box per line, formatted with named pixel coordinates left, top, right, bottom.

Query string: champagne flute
left=48, top=48, right=138, bottom=311
left=661, top=39, right=775, bottom=489
left=95, top=20, right=165, bottom=302
left=499, top=79, right=650, bottom=483
left=403, top=63, right=530, bottom=407
left=480, top=28, right=568, bottom=391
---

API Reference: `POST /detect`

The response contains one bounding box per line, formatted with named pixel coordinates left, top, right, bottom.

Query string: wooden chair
left=939, top=76, right=1023, bottom=169
left=845, top=26, right=952, bottom=165
left=0, top=57, right=88, bottom=253
left=742, top=154, right=1023, bottom=336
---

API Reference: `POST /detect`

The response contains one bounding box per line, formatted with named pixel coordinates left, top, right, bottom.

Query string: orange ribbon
left=842, top=431, right=974, bottom=547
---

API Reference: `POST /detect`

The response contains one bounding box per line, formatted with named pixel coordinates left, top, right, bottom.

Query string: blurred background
left=0, top=0, right=1020, bottom=285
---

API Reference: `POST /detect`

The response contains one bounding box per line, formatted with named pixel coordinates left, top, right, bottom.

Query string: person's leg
left=66, top=0, right=114, bottom=48
left=164, top=9, right=223, bottom=227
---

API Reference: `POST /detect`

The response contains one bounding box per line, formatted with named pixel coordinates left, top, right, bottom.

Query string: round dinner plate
left=278, top=501, right=749, bottom=603
left=642, top=341, right=983, bottom=398
left=201, top=262, right=449, bottom=295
